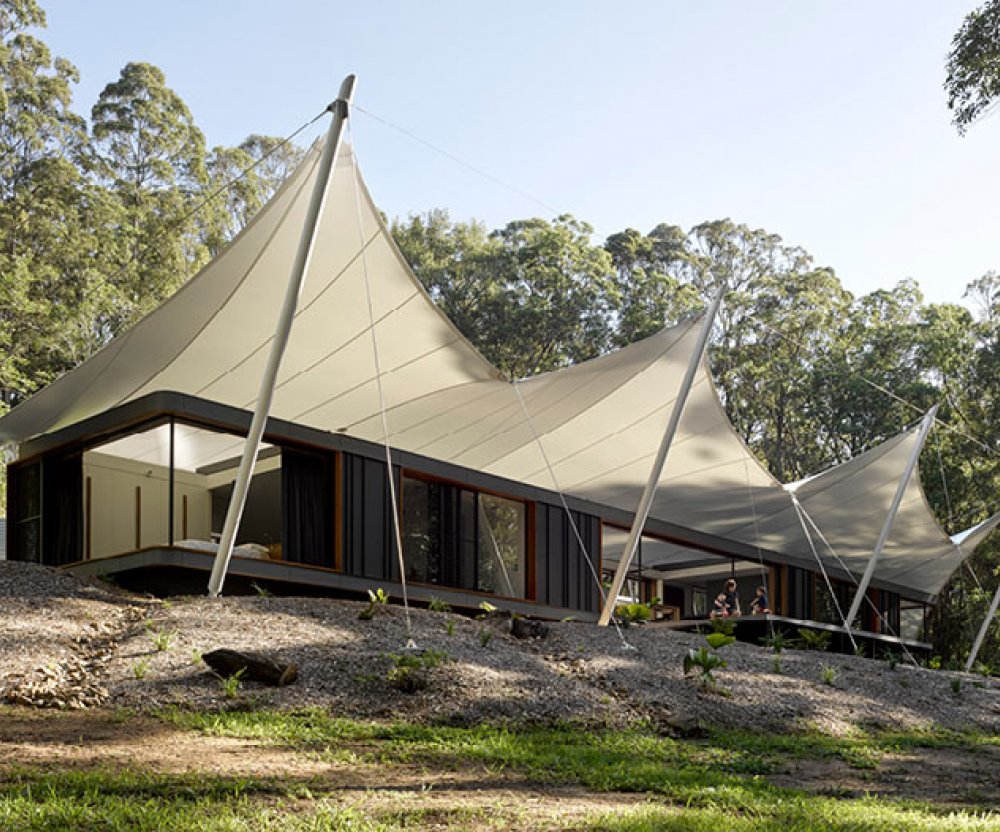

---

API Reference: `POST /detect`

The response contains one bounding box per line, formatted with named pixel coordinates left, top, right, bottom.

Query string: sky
left=34, top=0, right=1000, bottom=310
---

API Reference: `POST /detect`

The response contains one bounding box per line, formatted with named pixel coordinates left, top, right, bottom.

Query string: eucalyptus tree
left=394, top=211, right=617, bottom=379
left=201, top=134, right=304, bottom=256
left=945, top=0, right=1000, bottom=134
left=0, top=0, right=101, bottom=407
left=89, top=61, right=207, bottom=326
left=604, top=224, right=701, bottom=346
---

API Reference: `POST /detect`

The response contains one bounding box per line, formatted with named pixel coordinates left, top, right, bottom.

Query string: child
left=710, top=592, right=729, bottom=618
left=750, top=585, right=770, bottom=615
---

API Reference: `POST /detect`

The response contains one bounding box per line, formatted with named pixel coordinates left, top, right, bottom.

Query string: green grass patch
left=0, top=768, right=387, bottom=831
left=158, top=708, right=998, bottom=829
left=584, top=802, right=1000, bottom=832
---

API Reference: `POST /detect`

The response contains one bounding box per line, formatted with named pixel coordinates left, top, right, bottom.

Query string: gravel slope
left=1, top=561, right=997, bottom=736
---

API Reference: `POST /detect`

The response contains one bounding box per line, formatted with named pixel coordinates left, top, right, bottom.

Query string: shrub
left=220, top=668, right=246, bottom=699
left=387, top=650, right=448, bottom=693
left=820, top=664, right=838, bottom=686
left=796, top=628, right=831, bottom=652
left=616, top=603, right=652, bottom=625
left=427, top=597, right=452, bottom=613
left=760, top=630, right=791, bottom=654
left=150, top=630, right=176, bottom=652
left=683, top=647, right=727, bottom=691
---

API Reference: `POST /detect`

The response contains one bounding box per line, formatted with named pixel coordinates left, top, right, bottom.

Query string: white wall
left=83, top=452, right=211, bottom=559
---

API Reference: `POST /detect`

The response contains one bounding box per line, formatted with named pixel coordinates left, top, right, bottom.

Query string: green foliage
left=772, top=655, right=782, bottom=674
left=386, top=649, right=448, bottom=693
left=796, top=628, right=832, bottom=652
left=616, top=602, right=652, bottom=625
left=946, top=0, right=1000, bottom=134
left=708, top=616, right=735, bottom=636
left=683, top=647, right=727, bottom=690
left=478, top=628, right=493, bottom=648
left=820, top=665, right=838, bottom=686
left=359, top=588, right=390, bottom=620
left=951, top=677, right=963, bottom=695
left=159, top=709, right=1000, bottom=829
left=219, top=668, right=245, bottom=699
left=132, top=659, right=149, bottom=680
left=149, top=629, right=175, bottom=652
left=445, top=619, right=455, bottom=637
left=427, top=596, right=451, bottom=613
left=760, top=630, right=792, bottom=654
left=705, top=632, right=736, bottom=650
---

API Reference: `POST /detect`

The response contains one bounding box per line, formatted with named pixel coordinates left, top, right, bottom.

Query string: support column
left=965, top=582, right=1000, bottom=671
left=597, top=288, right=725, bottom=626
left=844, top=406, right=938, bottom=630
left=208, top=75, right=357, bottom=597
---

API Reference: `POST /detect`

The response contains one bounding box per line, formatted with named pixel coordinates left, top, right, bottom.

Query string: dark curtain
left=42, top=453, right=83, bottom=566
left=282, top=448, right=334, bottom=566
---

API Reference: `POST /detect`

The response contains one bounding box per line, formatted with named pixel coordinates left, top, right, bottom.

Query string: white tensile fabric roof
left=0, top=141, right=990, bottom=601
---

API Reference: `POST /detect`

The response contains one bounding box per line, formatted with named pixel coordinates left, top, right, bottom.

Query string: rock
left=202, top=648, right=298, bottom=686
left=511, top=617, right=550, bottom=640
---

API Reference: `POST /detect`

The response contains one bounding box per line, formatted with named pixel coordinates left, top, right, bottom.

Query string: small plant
left=772, top=655, right=783, bottom=674
left=359, top=587, right=390, bottom=620
left=820, top=664, right=838, bottom=686
left=445, top=619, right=456, bottom=636
left=150, top=629, right=176, bottom=652
left=950, top=677, right=962, bottom=695
left=144, top=619, right=157, bottom=632
left=220, top=668, right=246, bottom=699
left=796, top=628, right=832, bottom=652
left=683, top=647, right=727, bottom=691
left=708, top=617, right=736, bottom=636
left=427, top=596, right=452, bottom=613
left=928, top=655, right=943, bottom=670
left=884, top=651, right=900, bottom=671
left=616, top=602, right=652, bottom=625
left=133, top=659, right=150, bottom=680
left=854, top=643, right=869, bottom=659
left=478, top=628, right=494, bottom=648
left=760, top=630, right=791, bottom=654
left=190, top=649, right=203, bottom=665
left=386, top=649, right=447, bottom=693
left=250, top=581, right=272, bottom=598
left=475, top=600, right=498, bottom=620
left=705, top=631, right=736, bottom=650
left=972, top=661, right=993, bottom=678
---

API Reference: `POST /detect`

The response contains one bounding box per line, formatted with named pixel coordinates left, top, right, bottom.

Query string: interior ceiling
left=0, top=139, right=990, bottom=601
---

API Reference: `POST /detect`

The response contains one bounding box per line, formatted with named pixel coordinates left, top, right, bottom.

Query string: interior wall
left=83, top=451, right=210, bottom=559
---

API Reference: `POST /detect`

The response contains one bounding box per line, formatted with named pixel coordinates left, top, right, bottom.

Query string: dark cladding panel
left=536, top=503, right=600, bottom=613
left=9, top=462, right=42, bottom=564
left=42, top=453, right=83, bottom=566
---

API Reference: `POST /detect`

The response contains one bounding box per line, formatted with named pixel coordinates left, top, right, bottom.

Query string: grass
left=152, top=708, right=999, bottom=829
left=0, top=768, right=387, bottom=831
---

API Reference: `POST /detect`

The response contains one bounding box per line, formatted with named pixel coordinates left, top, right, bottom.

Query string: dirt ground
left=1, top=706, right=996, bottom=823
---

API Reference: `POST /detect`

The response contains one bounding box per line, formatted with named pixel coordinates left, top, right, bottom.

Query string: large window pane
left=402, top=476, right=441, bottom=584
left=477, top=494, right=526, bottom=597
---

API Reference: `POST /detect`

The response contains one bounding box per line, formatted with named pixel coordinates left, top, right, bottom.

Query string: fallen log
left=202, top=649, right=298, bottom=686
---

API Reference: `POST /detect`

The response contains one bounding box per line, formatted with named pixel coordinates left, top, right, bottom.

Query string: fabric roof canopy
left=0, top=140, right=991, bottom=601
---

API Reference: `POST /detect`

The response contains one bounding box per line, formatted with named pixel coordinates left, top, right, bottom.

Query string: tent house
left=1, top=101, right=996, bottom=650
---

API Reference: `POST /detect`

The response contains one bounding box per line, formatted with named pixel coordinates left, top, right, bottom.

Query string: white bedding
left=175, top=539, right=271, bottom=559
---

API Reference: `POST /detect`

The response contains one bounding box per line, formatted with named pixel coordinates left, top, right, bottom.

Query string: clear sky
left=35, top=0, right=999, bottom=309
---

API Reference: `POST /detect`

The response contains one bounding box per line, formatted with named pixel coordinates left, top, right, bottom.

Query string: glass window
left=477, top=494, right=526, bottom=597
left=402, top=477, right=441, bottom=585
left=401, top=475, right=528, bottom=599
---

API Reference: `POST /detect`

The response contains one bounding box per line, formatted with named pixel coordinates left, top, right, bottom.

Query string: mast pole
left=965, top=582, right=1000, bottom=671
left=843, top=405, right=938, bottom=630
left=208, top=75, right=357, bottom=597
left=597, top=287, right=725, bottom=626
